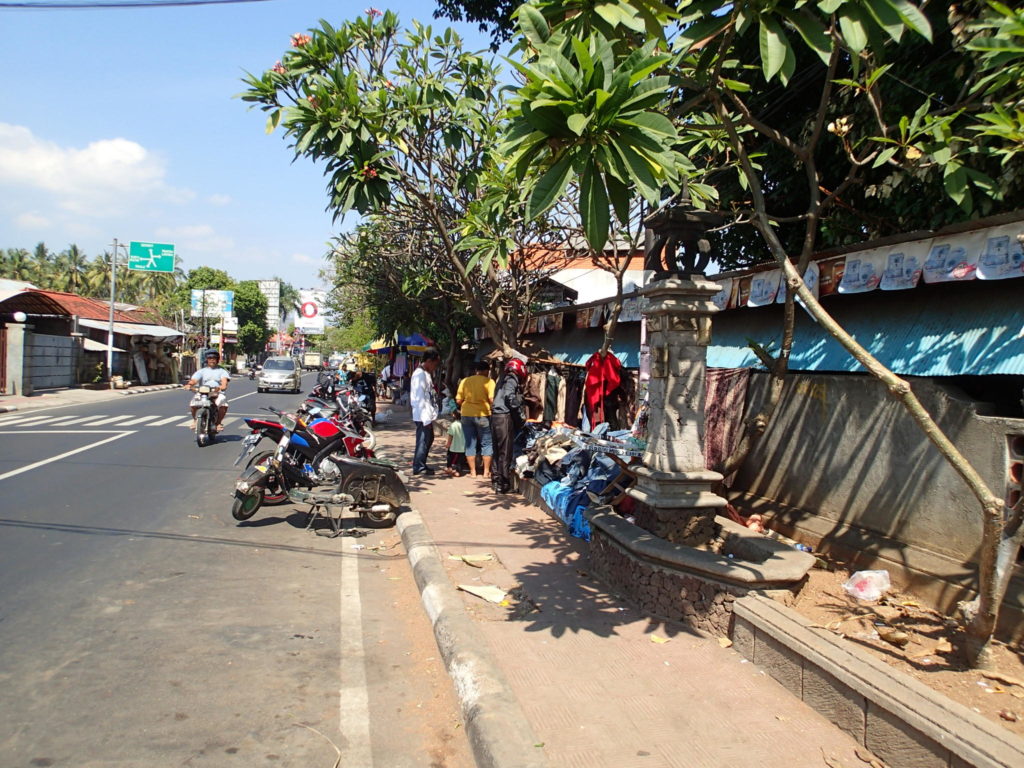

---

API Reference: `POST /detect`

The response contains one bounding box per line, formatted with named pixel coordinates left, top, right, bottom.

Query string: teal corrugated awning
left=707, top=281, right=1024, bottom=376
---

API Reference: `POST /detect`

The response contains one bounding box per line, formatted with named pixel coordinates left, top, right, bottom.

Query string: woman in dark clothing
left=490, top=358, right=527, bottom=494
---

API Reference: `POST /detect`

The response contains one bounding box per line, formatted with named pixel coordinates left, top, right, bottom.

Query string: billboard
left=295, top=290, right=326, bottom=333
left=190, top=289, right=234, bottom=318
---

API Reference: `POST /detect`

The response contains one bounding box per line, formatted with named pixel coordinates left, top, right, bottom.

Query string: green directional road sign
left=127, top=241, right=175, bottom=272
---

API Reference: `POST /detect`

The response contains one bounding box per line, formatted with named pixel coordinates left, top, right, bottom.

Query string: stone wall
left=588, top=526, right=746, bottom=636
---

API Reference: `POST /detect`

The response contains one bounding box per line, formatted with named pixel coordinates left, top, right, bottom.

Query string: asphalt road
left=0, top=376, right=472, bottom=768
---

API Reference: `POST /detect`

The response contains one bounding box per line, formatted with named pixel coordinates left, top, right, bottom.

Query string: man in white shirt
left=185, top=349, right=230, bottom=431
left=410, top=349, right=440, bottom=475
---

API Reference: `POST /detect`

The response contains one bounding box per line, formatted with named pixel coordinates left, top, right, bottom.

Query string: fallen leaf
left=998, top=709, right=1019, bottom=722
left=718, top=637, right=733, bottom=648
left=821, top=748, right=846, bottom=768
left=188, top=514, right=201, bottom=519
left=457, top=584, right=507, bottom=604
left=650, top=634, right=671, bottom=644
left=854, top=746, right=886, bottom=768
left=934, top=638, right=953, bottom=654
left=775, top=714, right=789, bottom=722
left=899, top=600, right=921, bottom=608
left=876, top=626, right=910, bottom=648
left=982, top=670, right=1024, bottom=689
left=985, top=686, right=1006, bottom=694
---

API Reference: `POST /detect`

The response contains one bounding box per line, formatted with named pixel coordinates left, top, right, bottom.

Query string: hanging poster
left=774, top=262, right=820, bottom=304
left=977, top=223, right=1024, bottom=280
left=923, top=229, right=985, bottom=283
left=575, top=308, right=591, bottom=328
left=818, top=258, right=844, bottom=296
left=589, top=305, right=605, bottom=327
left=839, top=249, right=885, bottom=293
left=880, top=240, right=928, bottom=290
left=710, top=278, right=733, bottom=310
left=735, top=275, right=752, bottom=307
left=620, top=296, right=642, bottom=322
left=747, top=269, right=782, bottom=306
left=544, top=313, right=562, bottom=332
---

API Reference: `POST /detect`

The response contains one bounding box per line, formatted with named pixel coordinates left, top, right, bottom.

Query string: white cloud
left=15, top=211, right=50, bottom=229
left=0, top=123, right=192, bottom=217
left=290, top=252, right=319, bottom=265
left=207, top=194, right=232, bottom=206
left=154, top=224, right=234, bottom=254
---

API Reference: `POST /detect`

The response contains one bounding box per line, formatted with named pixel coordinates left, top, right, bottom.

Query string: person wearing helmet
left=185, top=349, right=230, bottom=431
left=490, top=357, right=527, bottom=494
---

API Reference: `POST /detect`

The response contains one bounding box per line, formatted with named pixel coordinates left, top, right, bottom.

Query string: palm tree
left=31, top=242, right=54, bottom=286
left=63, top=244, right=89, bottom=294
left=84, top=252, right=113, bottom=298
left=1, top=248, right=36, bottom=282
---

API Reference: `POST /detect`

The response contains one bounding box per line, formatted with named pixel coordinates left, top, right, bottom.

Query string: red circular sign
left=300, top=301, right=318, bottom=318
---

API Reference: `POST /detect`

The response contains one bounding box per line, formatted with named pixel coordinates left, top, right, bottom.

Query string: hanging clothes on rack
left=525, top=370, right=545, bottom=420
left=543, top=369, right=560, bottom=421
left=564, top=371, right=585, bottom=427
left=583, top=351, right=622, bottom=427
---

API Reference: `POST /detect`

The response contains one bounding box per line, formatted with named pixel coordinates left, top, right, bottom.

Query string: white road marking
left=0, top=431, right=135, bottom=482
left=150, top=414, right=187, bottom=426
left=339, top=547, right=373, bottom=766
left=175, top=419, right=194, bottom=427
left=0, top=414, right=59, bottom=427
left=84, top=415, right=136, bottom=425
left=44, top=415, right=108, bottom=426
left=116, top=415, right=161, bottom=426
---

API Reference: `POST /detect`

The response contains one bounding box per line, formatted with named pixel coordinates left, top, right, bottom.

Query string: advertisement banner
left=190, top=289, right=234, bottom=318
left=295, top=290, right=326, bottom=333
left=977, top=224, right=1024, bottom=280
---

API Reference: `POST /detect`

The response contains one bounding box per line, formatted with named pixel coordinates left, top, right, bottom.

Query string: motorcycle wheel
left=231, top=490, right=262, bottom=520
left=361, top=505, right=398, bottom=528
left=196, top=410, right=210, bottom=447
left=245, top=450, right=288, bottom=505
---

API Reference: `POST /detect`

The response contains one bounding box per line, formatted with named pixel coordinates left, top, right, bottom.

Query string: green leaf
left=871, top=146, right=898, bottom=167
left=677, top=13, right=731, bottom=53
left=942, top=163, right=968, bottom=207
left=779, top=8, right=833, bottom=65
left=580, top=162, right=611, bottom=252
left=759, top=15, right=791, bottom=81
left=265, top=109, right=282, bottom=134
left=881, top=0, right=932, bottom=42
left=527, top=152, right=575, bottom=220
left=605, top=172, right=631, bottom=224
left=594, top=3, right=625, bottom=28
left=838, top=5, right=869, bottom=54
left=610, top=140, right=659, bottom=202
left=567, top=113, right=592, bottom=136
left=518, top=4, right=550, bottom=47
left=817, top=0, right=844, bottom=13
left=861, top=0, right=904, bottom=42
left=621, top=110, right=677, bottom=139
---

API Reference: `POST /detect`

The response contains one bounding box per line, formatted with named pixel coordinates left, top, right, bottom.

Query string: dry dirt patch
left=782, top=566, right=1024, bottom=737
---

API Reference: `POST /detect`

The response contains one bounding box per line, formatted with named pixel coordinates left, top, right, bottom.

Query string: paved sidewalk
left=0, top=383, right=187, bottom=412
left=373, top=406, right=872, bottom=768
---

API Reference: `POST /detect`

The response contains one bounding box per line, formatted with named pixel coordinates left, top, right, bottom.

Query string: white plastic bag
left=843, top=570, right=891, bottom=602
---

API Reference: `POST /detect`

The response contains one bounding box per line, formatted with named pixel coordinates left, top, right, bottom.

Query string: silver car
left=257, top=356, right=302, bottom=394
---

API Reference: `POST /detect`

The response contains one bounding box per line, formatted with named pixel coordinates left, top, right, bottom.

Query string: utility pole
left=106, top=239, right=121, bottom=388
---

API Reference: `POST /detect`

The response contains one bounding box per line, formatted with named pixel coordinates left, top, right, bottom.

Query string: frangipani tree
left=240, top=10, right=559, bottom=355
left=504, top=0, right=1024, bottom=666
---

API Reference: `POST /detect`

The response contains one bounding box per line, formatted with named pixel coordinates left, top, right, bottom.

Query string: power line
left=0, top=0, right=274, bottom=9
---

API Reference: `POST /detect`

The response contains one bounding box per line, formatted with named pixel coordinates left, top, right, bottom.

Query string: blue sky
left=0, top=0, right=498, bottom=290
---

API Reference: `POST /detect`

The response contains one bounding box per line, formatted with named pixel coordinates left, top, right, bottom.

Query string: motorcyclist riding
left=185, top=349, right=230, bottom=432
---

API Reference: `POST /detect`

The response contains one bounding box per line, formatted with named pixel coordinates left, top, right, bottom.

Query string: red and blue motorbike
left=231, top=404, right=408, bottom=528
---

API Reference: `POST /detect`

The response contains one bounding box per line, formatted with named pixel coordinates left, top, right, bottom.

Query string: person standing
left=410, top=349, right=441, bottom=475
left=490, top=358, right=527, bottom=494
left=455, top=359, right=495, bottom=479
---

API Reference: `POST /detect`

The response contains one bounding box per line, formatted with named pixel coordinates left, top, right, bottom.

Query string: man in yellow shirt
left=456, top=360, right=495, bottom=478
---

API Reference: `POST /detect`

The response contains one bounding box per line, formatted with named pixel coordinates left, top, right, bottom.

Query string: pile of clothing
left=519, top=425, right=639, bottom=541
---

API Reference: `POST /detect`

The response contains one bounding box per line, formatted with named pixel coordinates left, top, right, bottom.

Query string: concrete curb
left=0, top=405, right=18, bottom=413
left=397, top=509, right=547, bottom=768
left=119, top=384, right=182, bottom=395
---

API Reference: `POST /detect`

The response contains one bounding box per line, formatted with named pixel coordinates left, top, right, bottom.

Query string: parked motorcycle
left=193, top=386, right=219, bottom=447
left=231, top=406, right=407, bottom=527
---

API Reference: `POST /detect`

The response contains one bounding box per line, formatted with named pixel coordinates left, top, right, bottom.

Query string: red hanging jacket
left=583, top=351, right=622, bottom=426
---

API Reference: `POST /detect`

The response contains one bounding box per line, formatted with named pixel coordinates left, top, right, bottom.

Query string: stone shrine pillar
left=627, top=277, right=727, bottom=545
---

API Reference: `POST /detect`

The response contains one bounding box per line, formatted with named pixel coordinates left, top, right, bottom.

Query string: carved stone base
left=628, top=465, right=728, bottom=546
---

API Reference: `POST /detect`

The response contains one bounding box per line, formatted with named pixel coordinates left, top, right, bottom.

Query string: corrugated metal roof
left=708, top=283, right=1024, bottom=376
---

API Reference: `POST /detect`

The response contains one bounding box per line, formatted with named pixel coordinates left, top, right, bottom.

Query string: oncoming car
left=257, top=356, right=302, bottom=394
